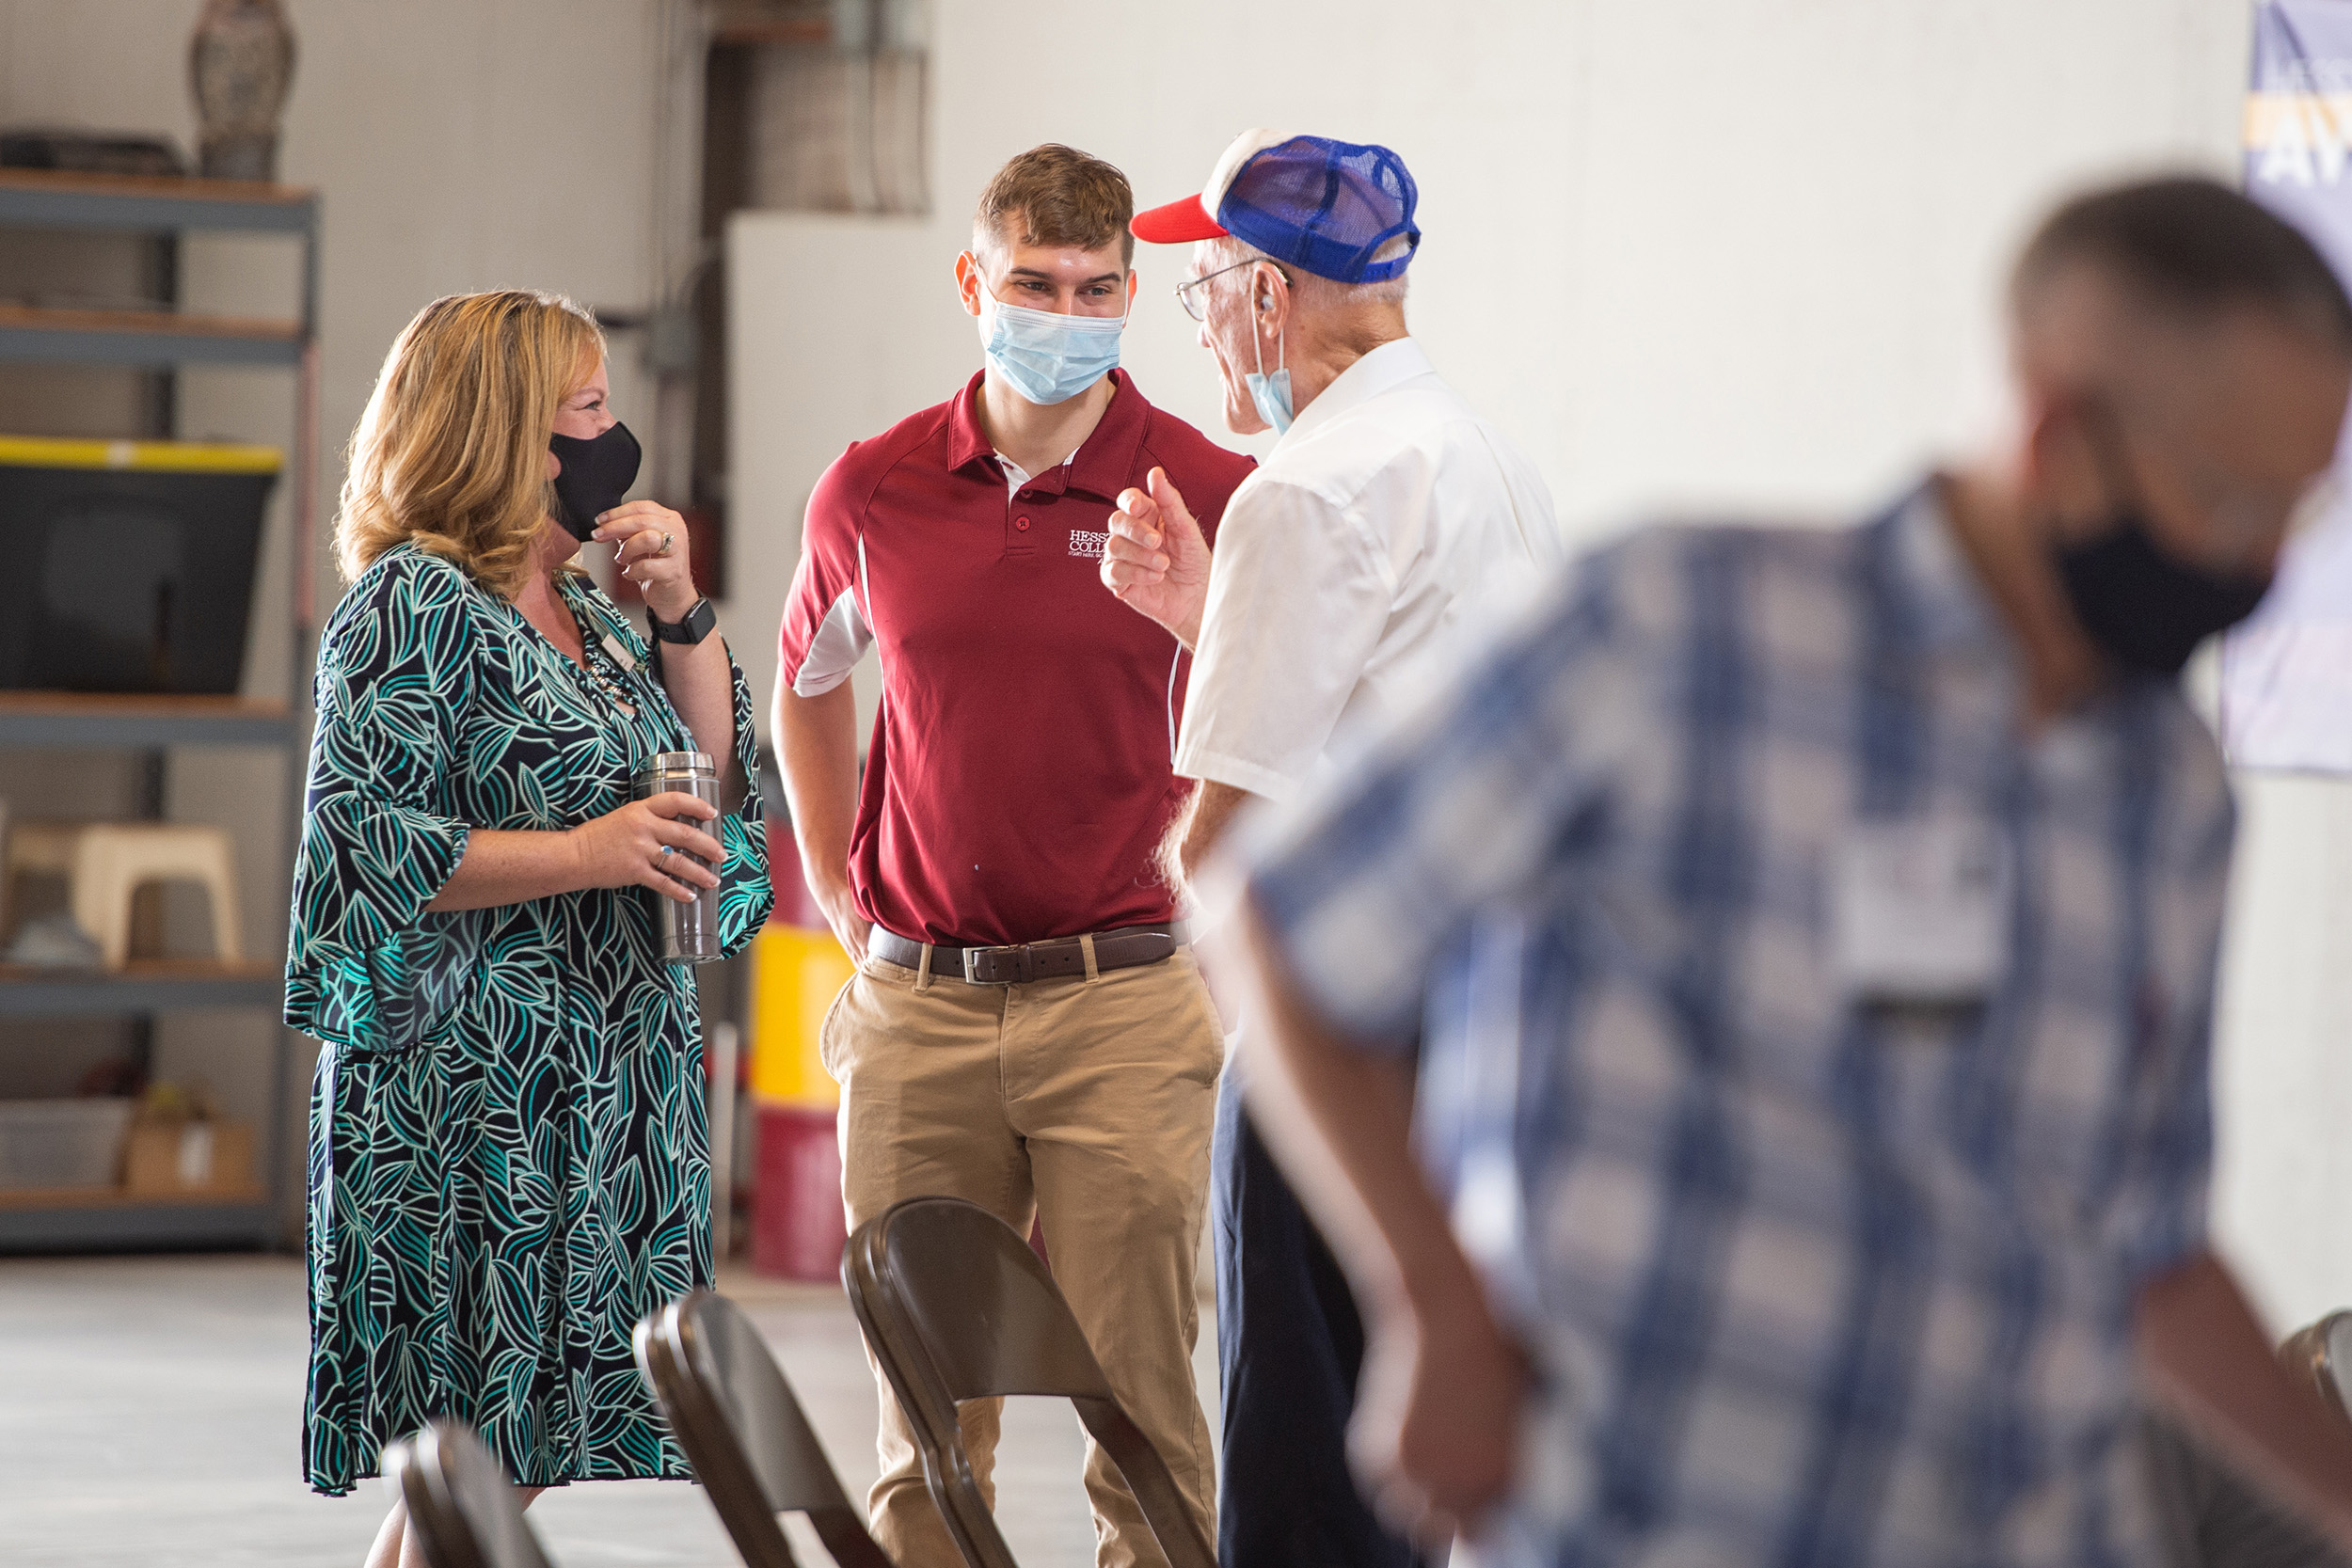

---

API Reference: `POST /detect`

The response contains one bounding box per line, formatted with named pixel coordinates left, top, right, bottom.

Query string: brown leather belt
left=867, top=923, right=1185, bottom=985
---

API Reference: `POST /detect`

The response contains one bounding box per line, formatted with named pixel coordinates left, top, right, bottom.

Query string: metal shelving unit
left=0, top=167, right=319, bottom=1252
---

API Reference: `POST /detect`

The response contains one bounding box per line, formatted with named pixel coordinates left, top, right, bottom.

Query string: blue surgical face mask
left=977, top=284, right=1126, bottom=406
left=1247, top=314, right=1293, bottom=436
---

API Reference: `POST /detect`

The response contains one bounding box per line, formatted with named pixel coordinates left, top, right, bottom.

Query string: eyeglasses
left=1173, top=257, right=1288, bottom=322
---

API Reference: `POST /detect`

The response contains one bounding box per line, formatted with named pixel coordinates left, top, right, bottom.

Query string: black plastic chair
left=841, top=1196, right=1215, bottom=1568
left=633, top=1291, right=893, bottom=1568
left=382, top=1420, right=558, bottom=1568
left=2281, top=1309, right=2352, bottom=1423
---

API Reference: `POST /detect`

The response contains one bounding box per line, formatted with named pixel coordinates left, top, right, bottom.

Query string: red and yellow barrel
left=747, top=820, right=856, bottom=1281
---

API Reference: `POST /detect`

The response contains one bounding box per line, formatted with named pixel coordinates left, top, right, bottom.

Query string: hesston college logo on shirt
left=1069, top=530, right=1109, bottom=560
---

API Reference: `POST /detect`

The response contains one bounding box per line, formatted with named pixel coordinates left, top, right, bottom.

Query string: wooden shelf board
left=0, top=167, right=314, bottom=205
left=0, top=961, right=281, bottom=1017
left=0, top=692, right=286, bottom=720
left=0, top=301, right=299, bottom=341
left=712, top=18, right=832, bottom=44
left=0, top=960, right=278, bottom=986
left=0, top=1183, right=266, bottom=1212
left=0, top=692, right=294, bottom=746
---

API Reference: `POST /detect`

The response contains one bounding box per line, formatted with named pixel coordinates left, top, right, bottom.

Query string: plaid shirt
left=1244, top=483, right=2233, bottom=1568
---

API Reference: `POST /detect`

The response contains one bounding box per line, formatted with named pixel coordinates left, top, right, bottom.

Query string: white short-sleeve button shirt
left=1175, top=337, right=1562, bottom=800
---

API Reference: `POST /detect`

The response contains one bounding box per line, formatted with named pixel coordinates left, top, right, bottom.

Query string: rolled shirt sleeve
left=1175, top=476, right=1394, bottom=802
left=779, top=453, right=874, bottom=698
left=285, top=553, right=481, bottom=1055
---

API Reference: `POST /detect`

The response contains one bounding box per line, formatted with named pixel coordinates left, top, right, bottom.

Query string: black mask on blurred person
left=548, top=421, right=642, bottom=541
left=2048, top=405, right=2273, bottom=677
left=2052, top=521, right=2271, bottom=676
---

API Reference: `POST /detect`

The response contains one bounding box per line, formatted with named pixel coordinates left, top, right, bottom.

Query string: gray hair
left=1203, top=234, right=1410, bottom=310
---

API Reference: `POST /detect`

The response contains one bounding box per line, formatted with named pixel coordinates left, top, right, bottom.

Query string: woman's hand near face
left=567, top=791, right=725, bottom=904
left=595, top=499, right=739, bottom=795
left=593, top=501, right=698, bottom=622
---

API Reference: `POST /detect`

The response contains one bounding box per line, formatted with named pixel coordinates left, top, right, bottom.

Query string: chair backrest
left=633, top=1291, right=893, bottom=1568
left=841, top=1196, right=1216, bottom=1568
left=383, top=1421, right=557, bottom=1568
left=2281, top=1309, right=2352, bottom=1423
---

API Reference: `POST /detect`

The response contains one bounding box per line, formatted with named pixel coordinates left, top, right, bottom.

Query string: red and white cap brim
left=1130, top=128, right=1294, bottom=244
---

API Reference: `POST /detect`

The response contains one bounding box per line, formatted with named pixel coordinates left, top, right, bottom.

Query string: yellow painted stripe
left=0, top=435, right=282, bottom=474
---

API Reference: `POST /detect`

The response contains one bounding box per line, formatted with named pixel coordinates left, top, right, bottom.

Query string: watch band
left=650, top=597, right=717, bottom=645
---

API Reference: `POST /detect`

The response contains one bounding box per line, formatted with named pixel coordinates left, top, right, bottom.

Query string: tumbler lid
left=645, top=751, right=715, bottom=773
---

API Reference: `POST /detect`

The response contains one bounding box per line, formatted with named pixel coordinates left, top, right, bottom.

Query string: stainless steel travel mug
left=632, top=751, right=723, bottom=963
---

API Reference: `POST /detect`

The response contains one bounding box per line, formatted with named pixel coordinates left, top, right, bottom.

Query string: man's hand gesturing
left=1103, top=466, right=1212, bottom=649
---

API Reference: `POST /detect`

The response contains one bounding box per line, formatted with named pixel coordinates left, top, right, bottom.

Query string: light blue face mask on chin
left=1246, top=320, right=1294, bottom=436
left=977, top=286, right=1127, bottom=406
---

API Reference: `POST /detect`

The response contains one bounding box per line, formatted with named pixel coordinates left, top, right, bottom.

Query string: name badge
left=599, top=632, right=639, bottom=674
left=1832, top=818, right=2010, bottom=1005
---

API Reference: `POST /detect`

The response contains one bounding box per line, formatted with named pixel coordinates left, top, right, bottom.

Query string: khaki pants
left=821, top=944, right=1223, bottom=1568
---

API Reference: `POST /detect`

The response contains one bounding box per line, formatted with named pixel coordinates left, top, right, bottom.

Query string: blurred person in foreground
left=288, top=290, right=771, bottom=1567
left=1107, top=129, right=1560, bottom=1568
left=773, top=144, right=1251, bottom=1567
left=1223, top=176, right=2352, bottom=1567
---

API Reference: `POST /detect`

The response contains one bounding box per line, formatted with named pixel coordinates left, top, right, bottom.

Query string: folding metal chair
left=841, top=1196, right=1215, bottom=1568
left=382, top=1420, right=558, bottom=1568
left=2280, top=1308, right=2352, bottom=1423
left=633, top=1291, right=893, bottom=1568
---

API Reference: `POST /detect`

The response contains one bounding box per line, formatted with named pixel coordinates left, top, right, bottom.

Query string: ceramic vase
left=189, top=0, right=296, bottom=182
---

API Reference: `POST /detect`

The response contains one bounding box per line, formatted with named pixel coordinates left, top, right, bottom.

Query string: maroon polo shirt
left=780, top=369, right=1253, bottom=947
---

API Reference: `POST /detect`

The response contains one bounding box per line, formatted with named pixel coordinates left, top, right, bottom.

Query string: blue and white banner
left=2220, top=0, right=2352, bottom=770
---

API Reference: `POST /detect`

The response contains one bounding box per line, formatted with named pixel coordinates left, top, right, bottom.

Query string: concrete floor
left=0, top=1255, right=1220, bottom=1568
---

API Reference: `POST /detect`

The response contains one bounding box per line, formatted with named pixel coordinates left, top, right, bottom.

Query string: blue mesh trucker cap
left=1131, top=129, right=1421, bottom=284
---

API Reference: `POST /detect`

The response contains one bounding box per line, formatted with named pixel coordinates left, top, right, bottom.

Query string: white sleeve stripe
left=792, top=587, right=871, bottom=696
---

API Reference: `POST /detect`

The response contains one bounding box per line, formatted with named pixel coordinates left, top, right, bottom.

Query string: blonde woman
left=285, top=291, right=771, bottom=1561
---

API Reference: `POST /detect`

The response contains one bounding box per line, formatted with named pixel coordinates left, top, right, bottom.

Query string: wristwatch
left=649, top=597, right=717, bottom=645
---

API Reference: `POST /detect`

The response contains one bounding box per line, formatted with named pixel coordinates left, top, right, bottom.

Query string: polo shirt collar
left=946, top=368, right=1150, bottom=501
left=1276, top=336, right=1436, bottom=451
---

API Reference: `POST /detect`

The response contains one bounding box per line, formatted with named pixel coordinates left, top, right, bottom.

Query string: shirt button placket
left=1009, top=489, right=1037, bottom=554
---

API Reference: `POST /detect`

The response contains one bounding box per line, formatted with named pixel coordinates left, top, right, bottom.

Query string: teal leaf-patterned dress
left=287, top=543, right=771, bottom=1496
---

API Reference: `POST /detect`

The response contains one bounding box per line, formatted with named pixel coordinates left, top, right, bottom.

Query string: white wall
left=728, top=0, right=2352, bottom=1329
left=2213, top=779, right=2352, bottom=1326
left=730, top=1, right=2252, bottom=706
left=0, top=0, right=668, bottom=1222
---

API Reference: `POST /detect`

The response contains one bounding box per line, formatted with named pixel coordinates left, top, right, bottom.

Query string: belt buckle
left=961, top=943, right=1024, bottom=985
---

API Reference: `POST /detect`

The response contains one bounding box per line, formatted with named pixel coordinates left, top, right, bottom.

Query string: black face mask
left=548, top=421, right=642, bottom=541
left=2049, top=406, right=2274, bottom=678
left=2052, top=521, right=2272, bottom=676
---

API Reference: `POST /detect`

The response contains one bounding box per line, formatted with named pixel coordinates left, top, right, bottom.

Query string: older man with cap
left=1104, top=129, right=1561, bottom=1568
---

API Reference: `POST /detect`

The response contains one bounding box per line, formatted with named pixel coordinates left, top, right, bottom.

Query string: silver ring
left=654, top=531, right=675, bottom=558
left=659, top=846, right=675, bottom=859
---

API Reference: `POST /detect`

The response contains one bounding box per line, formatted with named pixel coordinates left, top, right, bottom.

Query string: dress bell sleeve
left=284, top=551, right=482, bottom=1055
left=711, top=640, right=774, bottom=958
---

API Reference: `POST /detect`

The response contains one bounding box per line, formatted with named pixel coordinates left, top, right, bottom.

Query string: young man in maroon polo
left=773, top=144, right=1252, bottom=1568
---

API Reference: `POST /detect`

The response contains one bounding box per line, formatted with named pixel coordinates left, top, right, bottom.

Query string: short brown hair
left=973, top=143, right=1134, bottom=268
left=2013, top=175, right=2352, bottom=351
